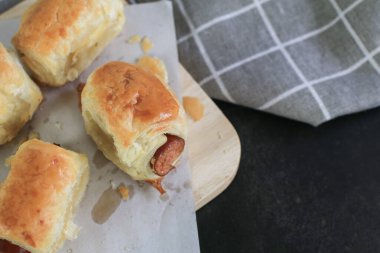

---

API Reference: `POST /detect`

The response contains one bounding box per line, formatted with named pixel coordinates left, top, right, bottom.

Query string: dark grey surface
left=0, top=0, right=18, bottom=13
left=198, top=100, right=380, bottom=253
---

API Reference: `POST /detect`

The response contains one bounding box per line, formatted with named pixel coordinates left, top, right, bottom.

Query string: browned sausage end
left=151, top=134, right=185, bottom=176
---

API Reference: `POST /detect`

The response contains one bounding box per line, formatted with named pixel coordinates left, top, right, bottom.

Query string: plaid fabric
left=131, top=0, right=380, bottom=126
left=1, top=0, right=380, bottom=125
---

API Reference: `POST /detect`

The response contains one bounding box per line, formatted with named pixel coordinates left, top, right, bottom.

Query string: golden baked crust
left=0, top=43, right=42, bottom=145
left=12, top=0, right=125, bottom=86
left=0, top=139, right=89, bottom=253
left=82, top=62, right=187, bottom=181
left=89, top=62, right=178, bottom=145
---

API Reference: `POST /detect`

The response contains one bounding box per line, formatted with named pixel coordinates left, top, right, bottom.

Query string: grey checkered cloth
left=132, top=0, right=380, bottom=126
left=1, top=0, right=379, bottom=126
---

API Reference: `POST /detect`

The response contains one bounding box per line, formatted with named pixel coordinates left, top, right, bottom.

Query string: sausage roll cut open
left=12, top=0, right=125, bottom=87
left=0, top=139, right=90, bottom=253
left=0, top=43, right=42, bottom=145
left=81, top=62, right=187, bottom=193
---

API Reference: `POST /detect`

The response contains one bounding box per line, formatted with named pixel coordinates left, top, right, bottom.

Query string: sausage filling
left=0, top=240, right=30, bottom=253
left=151, top=134, right=185, bottom=176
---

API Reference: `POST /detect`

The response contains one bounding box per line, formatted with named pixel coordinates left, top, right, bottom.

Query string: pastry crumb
left=140, top=36, right=154, bottom=53
left=183, top=96, right=205, bottom=121
left=110, top=180, right=117, bottom=190
left=124, top=246, right=132, bottom=252
left=5, top=156, right=13, bottom=167
left=160, top=193, right=169, bottom=201
left=28, top=131, right=40, bottom=140
left=127, top=34, right=142, bottom=44
left=54, top=121, right=63, bottom=130
left=118, top=184, right=129, bottom=200
left=217, top=131, right=223, bottom=139
left=136, top=56, right=168, bottom=84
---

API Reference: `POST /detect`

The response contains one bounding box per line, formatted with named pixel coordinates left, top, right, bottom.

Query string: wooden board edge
left=179, top=65, right=241, bottom=210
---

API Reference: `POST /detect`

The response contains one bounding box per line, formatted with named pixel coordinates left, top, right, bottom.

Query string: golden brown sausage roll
left=0, top=43, right=42, bottom=145
left=12, top=0, right=125, bottom=87
left=0, top=139, right=89, bottom=253
left=81, top=62, right=187, bottom=192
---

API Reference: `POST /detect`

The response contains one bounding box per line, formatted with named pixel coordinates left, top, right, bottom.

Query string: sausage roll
left=0, top=139, right=90, bottom=253
left=12, top=0, right=125, bottom=87
left=81, top=62, right=187, bottom=192
left=0, top=43, right=42, bottom=145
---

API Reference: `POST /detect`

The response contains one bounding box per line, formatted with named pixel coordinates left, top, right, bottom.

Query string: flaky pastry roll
left=81, top=62, right=187, bottom=192
left=0, top=43, right=42, bottom=145
left=12, top=0, right=125, bottom=87
left=0, top=139, right=89, bottom=253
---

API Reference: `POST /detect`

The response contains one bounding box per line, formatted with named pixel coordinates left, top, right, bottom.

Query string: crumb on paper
left=55, top=121, right=63, bottom=130
left=66, top=249, right=73, bottom=253
left=110, top=180, right=117, bottom=190
left=136, top=56, right=168, bottom=84
left=118, top=184, right=129, bottom=200
left=28, top=131, right=40, bottom=140
left=127, top=34, right=142, bottom=44
left=160, top=193, right=169, bottom=202
left=140, top=36, right=154, bottom=53
left=217, top=131, right=223, bottom=139
left=183, top=96, right=205, bottom=121
left=77, top=83, right=85, bottom=111
left=124, top=246, right=133, bottom=252
left=5, top=156, right=12, bottom=167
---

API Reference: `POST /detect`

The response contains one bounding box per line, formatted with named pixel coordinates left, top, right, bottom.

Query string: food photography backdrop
left=2, top=0, right=380, bottom=253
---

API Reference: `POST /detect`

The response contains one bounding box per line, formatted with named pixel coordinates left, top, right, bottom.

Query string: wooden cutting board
left=0, top=1, right=241, bottom=210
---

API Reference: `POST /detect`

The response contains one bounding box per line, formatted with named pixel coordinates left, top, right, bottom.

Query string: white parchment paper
left=0, top=2, right=200, bottom=253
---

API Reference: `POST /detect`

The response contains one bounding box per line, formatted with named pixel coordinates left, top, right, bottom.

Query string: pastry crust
left=0, top=139, right=89, bottom=253
left=12, top=0, right=125, bottom=87
left=0, top=43, right=42, bottom=145
left=81, top=62, right=187, bottom=181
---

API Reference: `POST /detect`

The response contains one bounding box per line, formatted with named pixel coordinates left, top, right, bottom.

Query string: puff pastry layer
left=0, top=43, right=42, bottom=145
left=0, top=139, right=89, bottom=253
left=12, top=0, right=125, bottom=86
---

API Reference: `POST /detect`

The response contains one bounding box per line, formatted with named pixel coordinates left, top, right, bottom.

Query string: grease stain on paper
left=92, top=187, right=122, bottom=224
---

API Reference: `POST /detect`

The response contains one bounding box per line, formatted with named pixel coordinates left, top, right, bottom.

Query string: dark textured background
left=0, top=0, right=16, bottom=13
left=198, top=100, right=380, bottom=253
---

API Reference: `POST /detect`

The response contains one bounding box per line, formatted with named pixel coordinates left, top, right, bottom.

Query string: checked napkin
left=1, top=0, right=380, bottom=126
left=132, top=0, right=380, bottom=126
